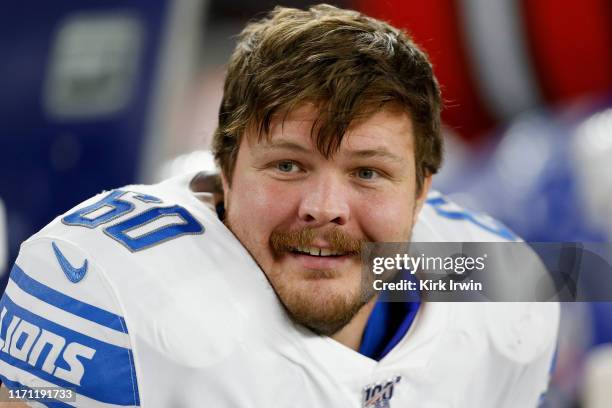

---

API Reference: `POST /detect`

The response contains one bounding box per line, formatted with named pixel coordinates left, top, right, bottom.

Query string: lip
left=285, top=251, right=357, bottom=271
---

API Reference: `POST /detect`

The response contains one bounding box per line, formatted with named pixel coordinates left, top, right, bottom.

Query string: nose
left=298, top=174, right=350, bottom=227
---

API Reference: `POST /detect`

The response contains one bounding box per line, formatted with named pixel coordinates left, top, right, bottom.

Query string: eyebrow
left=347, top=148, right=405, bottom=164
left=257, top=140, right=405, bottom=164
left=256, top=140, right=311, bottom=153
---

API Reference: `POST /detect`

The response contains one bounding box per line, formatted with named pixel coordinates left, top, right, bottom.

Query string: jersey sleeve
left=0, top=237, right=140, bottom=407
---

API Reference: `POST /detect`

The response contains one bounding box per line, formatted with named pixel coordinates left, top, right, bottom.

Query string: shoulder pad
left=414, top=191, right=520, bottom=242
left=0, top=238, right=140, bottom=407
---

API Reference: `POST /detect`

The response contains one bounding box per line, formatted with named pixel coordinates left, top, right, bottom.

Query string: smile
left=291, top=246, right=348, bottom=257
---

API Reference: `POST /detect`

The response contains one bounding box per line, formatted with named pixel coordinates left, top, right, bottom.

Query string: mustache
left=270, top=227, right=366, bottom=255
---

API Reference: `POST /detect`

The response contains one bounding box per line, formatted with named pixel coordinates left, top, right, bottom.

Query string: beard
left=268, top=227, right=371, bottom=336
left=225, top=215, right=376, bottom=336
left=270, top=270, right=369, bottom=336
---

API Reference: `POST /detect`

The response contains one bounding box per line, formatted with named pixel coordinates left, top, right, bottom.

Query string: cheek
left=231, top=174, right=298, bottom=232
left=357, top=190, right=415, bottom=241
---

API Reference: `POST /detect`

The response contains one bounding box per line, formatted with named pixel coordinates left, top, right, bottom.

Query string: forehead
left=249, top=103, right=415, bottom=154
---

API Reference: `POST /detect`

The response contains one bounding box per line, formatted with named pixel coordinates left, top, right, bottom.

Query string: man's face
left=222, top=104, right=430, bottom=335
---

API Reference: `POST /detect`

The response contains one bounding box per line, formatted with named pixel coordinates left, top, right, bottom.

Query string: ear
left=413, top=174, right=432, bottom=225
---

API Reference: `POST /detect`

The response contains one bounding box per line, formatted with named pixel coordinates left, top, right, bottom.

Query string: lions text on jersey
left=0, top=173, right=558, bottom=407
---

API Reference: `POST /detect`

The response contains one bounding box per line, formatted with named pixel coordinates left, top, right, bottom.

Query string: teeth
left=295, top=246, right=345, bottom=256
left=308, top=247, right=321, bottom=256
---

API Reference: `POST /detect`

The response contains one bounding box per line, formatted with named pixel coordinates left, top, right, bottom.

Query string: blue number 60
left=62, top=190, right=204, bottom=252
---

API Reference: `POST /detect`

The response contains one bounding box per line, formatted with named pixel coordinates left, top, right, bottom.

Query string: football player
left=0, top=5, right=558, bottom=407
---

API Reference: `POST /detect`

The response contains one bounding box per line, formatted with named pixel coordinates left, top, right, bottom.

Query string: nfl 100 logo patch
left=362, top=376, right=402, bottom=408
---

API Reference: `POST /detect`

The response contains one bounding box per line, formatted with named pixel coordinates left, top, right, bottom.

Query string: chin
left=270, top=273, right=369, bottom=336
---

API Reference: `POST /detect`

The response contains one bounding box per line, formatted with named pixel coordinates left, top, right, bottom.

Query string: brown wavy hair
left=212, top=4, right=443, bottom=192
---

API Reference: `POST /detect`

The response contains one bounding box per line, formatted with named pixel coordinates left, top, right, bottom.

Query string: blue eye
left=357, top=168, right=377, bottom=180
left=277, top=161, right=297, bottom=172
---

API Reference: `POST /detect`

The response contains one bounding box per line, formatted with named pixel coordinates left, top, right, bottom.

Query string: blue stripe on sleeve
left=9, top=265, right=126, bottom=334
left=0, top=294, right=140, bottom=406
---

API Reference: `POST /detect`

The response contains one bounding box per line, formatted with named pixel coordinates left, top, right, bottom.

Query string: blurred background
left=0, top=0, right=611, bottom=406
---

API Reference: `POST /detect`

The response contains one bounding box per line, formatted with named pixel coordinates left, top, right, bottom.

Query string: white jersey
left=0, top=174, right=559, bottom=408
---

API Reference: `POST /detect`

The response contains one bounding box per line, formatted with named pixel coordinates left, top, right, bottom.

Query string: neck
left=331, top=296, right=378, bottom=351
